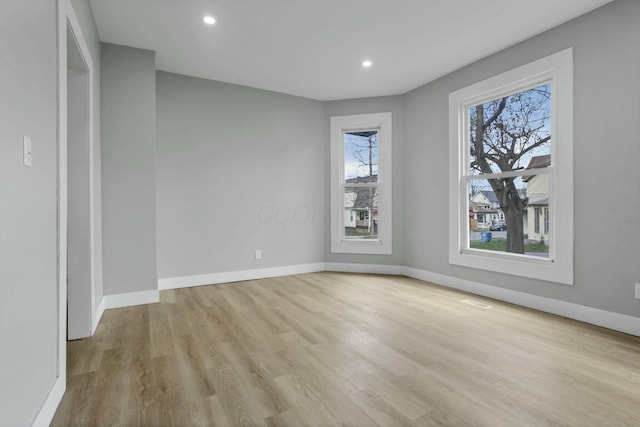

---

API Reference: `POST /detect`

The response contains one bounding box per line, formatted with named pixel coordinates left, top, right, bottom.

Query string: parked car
left=490, top=221, right=507, bottom=231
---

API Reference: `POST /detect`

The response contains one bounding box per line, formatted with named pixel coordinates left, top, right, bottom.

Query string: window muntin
left=331, top=113, right=392, bottom=254
left=449, top=48, right=573, bottom=284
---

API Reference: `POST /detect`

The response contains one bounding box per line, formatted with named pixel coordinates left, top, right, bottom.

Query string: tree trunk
left=504, top=207, right=525, bottom=254
left=488, top=177, right=526, bottom=254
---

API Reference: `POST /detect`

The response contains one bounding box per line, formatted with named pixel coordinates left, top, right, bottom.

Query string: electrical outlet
left=255, top=249, right=262, bottom=260
left=635, top=283, right=640, bottom=299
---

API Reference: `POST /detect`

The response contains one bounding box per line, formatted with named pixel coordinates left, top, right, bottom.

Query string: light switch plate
left=635, top=283, right=640, bottom=299
left=23, top=135, right=32, bottom=167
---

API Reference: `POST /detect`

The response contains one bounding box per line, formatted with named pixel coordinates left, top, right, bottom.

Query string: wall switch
left=23, top=135, right=32, bottom=167
left=635, top=283, right=640, bottom=299
left=255, top=249, right=262, bottom=260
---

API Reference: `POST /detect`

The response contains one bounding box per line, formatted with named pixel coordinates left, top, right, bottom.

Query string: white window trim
left=331, top=112, right=392, bottom=254
left=448, top=48, right=573, bottom=285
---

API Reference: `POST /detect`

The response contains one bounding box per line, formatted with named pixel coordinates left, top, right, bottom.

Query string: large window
left=331, top=113, right=392, bottom=254
left=449, top=49, right=573, bottom=284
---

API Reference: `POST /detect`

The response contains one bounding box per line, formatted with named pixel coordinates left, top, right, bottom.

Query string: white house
left=524, top=155, right=551, bottom=243
left=470, top=191, right=503, bottom=228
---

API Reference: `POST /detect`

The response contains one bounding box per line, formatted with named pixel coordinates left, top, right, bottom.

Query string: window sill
left=449, top=248, right=572, bottom=285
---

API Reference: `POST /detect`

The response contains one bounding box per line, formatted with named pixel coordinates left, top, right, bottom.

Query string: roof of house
left=475, top=189, right=527, bottom=204
left=526, top=154, right=551, bottom=169
left=345, top=176, right=377, bottom=209
left=353, top=188, right=376, bottom=209
left=481, top=190, right=498, bottom=204
left=523, top=154, right=551, bottom=182
left=529, top=197, right=549, bottom=206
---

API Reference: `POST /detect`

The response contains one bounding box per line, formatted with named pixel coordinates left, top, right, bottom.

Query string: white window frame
left=448, top=48, right=573, bottom=285
left=331, top=112, right=392, bottom=254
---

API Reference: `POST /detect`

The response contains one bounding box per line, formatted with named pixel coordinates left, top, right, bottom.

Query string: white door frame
left=33, top=1, right=96, bottom=424
left=58, top=0, right=97, bottom=354
left=66, top=13, right=94, bottom=340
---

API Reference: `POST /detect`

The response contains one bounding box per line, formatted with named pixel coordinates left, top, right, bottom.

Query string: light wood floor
left=52, top=272, right=640, bottom=426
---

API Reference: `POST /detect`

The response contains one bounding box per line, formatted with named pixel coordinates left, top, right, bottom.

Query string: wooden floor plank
left=52, top=272, right=640, bottom=426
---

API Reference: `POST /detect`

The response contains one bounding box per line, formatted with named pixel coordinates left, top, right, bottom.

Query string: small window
left=449, top=49, right=573, bottom=284
left=544, top=208, right=550, bottom=234
left=331, top=113, right=392, bottom=254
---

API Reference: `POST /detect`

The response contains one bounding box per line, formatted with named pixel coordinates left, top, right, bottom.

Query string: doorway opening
left=66, top=24, right=93, bottom=340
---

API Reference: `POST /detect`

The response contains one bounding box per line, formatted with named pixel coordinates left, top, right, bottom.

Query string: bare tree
left=470, top=85, right=551, bottom=253
left=468, top=180, right=484, bottom=200
left=350, top=132, right=378, bottom=180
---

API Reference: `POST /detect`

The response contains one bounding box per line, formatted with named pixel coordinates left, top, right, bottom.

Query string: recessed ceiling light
left=362, top=60, right=372, bottom=68
left=203, top=16, right=216, bottom=25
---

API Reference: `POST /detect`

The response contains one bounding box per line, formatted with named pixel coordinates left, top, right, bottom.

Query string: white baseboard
left=404, top=267, right=640, bottom=337
left=104, top=289, right=159, bottom=309
left=324, top=262, right=405, bottom=275
left=92, top=296, right=106, bottom=335
left=158, top=263, right=326, bottom=290
left=31, top=376, right=65, bottom=427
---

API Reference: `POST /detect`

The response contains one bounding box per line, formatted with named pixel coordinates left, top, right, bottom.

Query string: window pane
left=344, top=131, right=378, bottom=182
left=468, top=84, right=551, bottom=176
left=344, top=186, right=378, bottom=239
left=468, top=176, right=548, bottom=258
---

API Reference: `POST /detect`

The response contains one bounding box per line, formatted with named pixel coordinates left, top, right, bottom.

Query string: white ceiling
left=89, top=0, right=613, bottom=101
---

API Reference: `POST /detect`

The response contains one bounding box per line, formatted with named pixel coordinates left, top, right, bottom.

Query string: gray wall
left=0, top=1, right=59, bottom=424
left=324, top=97, right=404, bottom=266
left=71, top=0, right=104, bottom=319
left=101, top=43, right=158, bottom=295
left=156, top=72, right=325, bottom=279
left=403, top=0, right=640, bottom=317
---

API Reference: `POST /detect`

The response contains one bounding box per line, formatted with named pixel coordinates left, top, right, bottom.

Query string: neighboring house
left=524, top=155, right=550, bottom=243
left=470, top=200, right=501, bottom=229
left=475, top=190, right=500, bottom=209
left=470, top=189, right=530, bottom=231
left=344, top=176, right=378, bottom=235
left=470, top=191, right=503, bottom=229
